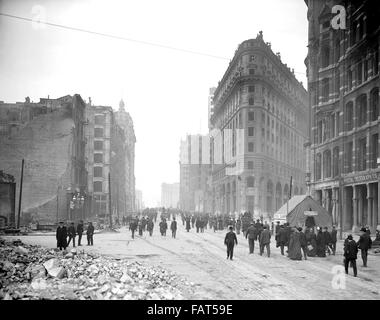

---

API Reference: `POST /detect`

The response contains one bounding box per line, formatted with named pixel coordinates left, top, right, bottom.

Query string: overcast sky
left=0, top=0, right=308, bottom=207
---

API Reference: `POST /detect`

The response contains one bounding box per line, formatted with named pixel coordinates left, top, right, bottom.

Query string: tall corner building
left=305, top=0, right=380, bottom=233
left=210, top=31, right=309, bottom=219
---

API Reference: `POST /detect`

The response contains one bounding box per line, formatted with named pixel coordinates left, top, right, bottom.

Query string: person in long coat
left=86, top=222, right=94, bottom=246
left=159, top=218, right=168, bottom=236
left=306, top=228, right=317, bottom=257
left=298, top=227, right=308, bottom=260
left=147, top=218, right=154, bottom=236
left=277, top=225, right=288, bottom=255
left=259, top=226, right=271, bottom=257
left=170, top=217, right=177, bottom=238
left=245, top=222, right=256, bottom=254
left=76, top=220, right=84, bottom=246
left=56, top=222, right=67, bottom=250
left=344, top=234, right=358, bottom=277
left=316, top=228, right=326, bottom=257
left=357, top=227, right=372, bottom=267
left=185, top=216, right=191, bottom=232
left=224, top=226, right=238, bottom=260
left=288, top=227, right=302, bottom=260
left=67, top=222, right=76, bottom=247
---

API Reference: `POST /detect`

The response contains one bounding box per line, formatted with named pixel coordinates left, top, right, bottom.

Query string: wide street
left=3, top=220, right=380, bottom=300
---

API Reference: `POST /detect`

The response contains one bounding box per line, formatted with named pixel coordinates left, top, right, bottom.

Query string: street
left=3, top=220, right=380, bottom=300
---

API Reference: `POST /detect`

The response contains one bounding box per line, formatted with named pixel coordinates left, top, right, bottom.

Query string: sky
left=0, top=0, right=308, bottom=207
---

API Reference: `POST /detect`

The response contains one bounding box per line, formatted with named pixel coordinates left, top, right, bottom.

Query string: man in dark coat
left=278, top=225, right=288, bottom=255
left=245, top=222, right=256, bottom=254
left=288, top=227, right=302, bottom=260
left=298, top=227, right=307, bottom=260
left=171, top=217, right=177, bottom=238
left=259, top=226, right=271, bottom=257
left=76, top=220, right=84, bottom=246
left=357, top=227, right=372, bottom=267
left=147, top=218, right=154, bottom=236
left=87, top=222, right=94, bottom=246
left=344, top=234, right=358, bottom=277
left=130, top=217, right=138, bottom=239
left=323, top=227, right=332, bottom=255
left=224, top=226, right=238, bottom=260
left=159, top=218, right=168, bottom=236
left=196, top=217, right=201, bottom=233
left=316, top=228, right=326, bottom=257
left=330, top=226, right=337, bottom=255
left=285, top=223, right=291, bottom=253
left=67, top=222, right=76, bottom=247
left=185, top=216, right=191, bottom=232
left=275, top=221, right=281, bottom=244
left=191, top=215, right=195, bottom=228
left=56, top=222, right=67, bottom=250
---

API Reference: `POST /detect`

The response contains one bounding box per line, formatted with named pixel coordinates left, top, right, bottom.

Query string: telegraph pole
left=17, top=159, right=24, bottom=228
left=108, top=172, right=112, bottom=228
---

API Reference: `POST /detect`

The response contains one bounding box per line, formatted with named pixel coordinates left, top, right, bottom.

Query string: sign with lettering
left=343, top=172, right=380, bottom=185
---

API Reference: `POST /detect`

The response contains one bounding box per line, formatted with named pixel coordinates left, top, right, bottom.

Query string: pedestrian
left=316, top=227, right=326, bottom=257
left=285, top=223, right=291, bottom=253
left=275, top=221, right=280, bottom=243
left=278, top=225, right=287, bottom=255
left=147, top=218, right=154, bottom=236
left=191, top=215, right=195, bottom=228
left=236, top=218, right=241, bottom=235
left=185, top=216, right=191, bottom=232
left=224, top=226, right=238, bottom=260
left=306, top=227, right=317, bottom=257
left=77, top=220, right=84, bottom=246
left=288, top=227, right=302, bottom=260
left=67, top=222, right=76, bottom=247
left=130, top=217, right=138, bottom=239
left=323, top=227, right=332, bottom=255
left=344, top=234, right=358, bottom=277
left=159, top=218, right=168, bottom=236
left=330, top=226, right=337, bottom=255
left=245, top=222, right=256, bottom=254
left=259, top=226, right=271, bottom=257
left=56, top=221, right=67, bottom=250
left=171, top=217, right=177, bottom=238
left=138, top=220, right=143, bottom=236
left=87, top=222, right=94, bottom=246
left=196, top=216, right=201, bottom=233
left=357, top=227, right=372, bottom=267
left=298, top=227, right=308, bottom=260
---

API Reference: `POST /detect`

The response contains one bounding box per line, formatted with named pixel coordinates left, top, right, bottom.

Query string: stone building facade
left=210, top=32, right=309, bottom=219
left=305, top=0, right=380, bottom=232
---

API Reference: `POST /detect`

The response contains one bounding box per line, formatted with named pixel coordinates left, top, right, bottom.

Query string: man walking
left=246, top=222, right=256, bottom=254
left=87, top=222, right=94, bottom=246
left=56, top=222, right=67, bottom=251
left=278, top=225, right=287, bottom=255
left=77, top=220, right=84, bottom=246
left=147, top=218, right=154, bottom=236
left=330, top=226, right=337, bottom=255
left=299, top=227, right=308, bottom=260
left=344, top=234, right=358, bottom=277
left=130, top=217, right=138, bottom=239
left=224, top=226, right=238, bottom=260
left=171, top=217, right=177, bottom=238
left=323, top=227, right=332, bottom=255
left=67, top=222, right=76, bottom=247
left=259, top=226, right=271, bottom=257
left=358, top=227, right=372, bottom=267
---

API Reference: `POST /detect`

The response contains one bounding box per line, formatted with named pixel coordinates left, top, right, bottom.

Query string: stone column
left=352, top=185, right=359, bottom=232
left=332, top=188, right=337, bottom=225
left=358, top=187, right=364, bottom=227
left=367, top=183, right=373, bottom=232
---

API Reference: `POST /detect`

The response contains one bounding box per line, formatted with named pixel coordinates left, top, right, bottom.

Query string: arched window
left=371, top=88, right=379, bottom=121
left=323, top=150, right=332, bottom=178
left=321, top=45, right=330, bottom=68
left=316, top=153, right=322, bottom=180
left=357, top=94, right=367, bottom=127
left=345, top=101, right=354, bottom=131
left=333, top=147, right=340, bottom=177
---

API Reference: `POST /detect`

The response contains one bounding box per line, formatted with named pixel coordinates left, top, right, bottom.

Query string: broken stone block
left=31, top=278, right=48, bottom=291
left=16, top=246, right=28, bottom=255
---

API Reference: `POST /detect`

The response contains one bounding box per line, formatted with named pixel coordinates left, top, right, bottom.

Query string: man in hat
left=259, top=226, right=271, bottom=257
left=298, top=227, right=308, bottom=260
left=87, top=221, right=94, bottom=246
left=224, top=226, right=238, bottom=260
left=246, top=222, right=257, bottom=254
left=344, top=234, right=358, bottom=277
left=278, top=225, right=288, bottom=255
left=357, top=227, right=372, bottom=267
left=170, top=217, right=177, bottom=238
left=56, top=221, right=67, bottom=250
left=67, top=222, right=76, bottom=247
left=76, top=220, right=84, bottom=246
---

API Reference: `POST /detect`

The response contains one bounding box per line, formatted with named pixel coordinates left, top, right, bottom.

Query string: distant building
left=161, top=183, right=180, bottom=209
left=305, top=0, right=380, bottom=232
left=135, top=189, right=143, bottom=211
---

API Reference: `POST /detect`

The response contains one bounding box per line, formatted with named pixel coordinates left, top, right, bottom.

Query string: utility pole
left=17, top=159, right=24, bottom=228
left=287, top=176, right=293, bottom=217
left=108, top=172, right=112, bottom=228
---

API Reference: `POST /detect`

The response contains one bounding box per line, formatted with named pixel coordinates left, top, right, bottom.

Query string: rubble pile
left=0, top=239, right=194, bottom=300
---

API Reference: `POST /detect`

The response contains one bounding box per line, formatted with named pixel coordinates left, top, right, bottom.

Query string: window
left=94, top=153, right=103, bottom=163
left=248, top=127, right=254, bottom=137
left=250, top=55, right=255, bottom=62
left=357, top=61, right=363, bottom=85
left=346, top=141, right=353, bottom=173
left=249, top=69, right=255, bottom=75
left=246, top=176, right=255, bottom=188
left=248, top=85, right=255, bottom=92
left=94, top=115, right=105, bottom=125
left=374, top=51, right=379, bottom=75
left=94, top=166, right=103, bottom=178
left=322, top=78, right=329, bottom=102
left=321, top=45, right=330, bottom=68
left=248, top=142, right=254, bottom=152
left=357, top=94, right=367, bottom=127
left=358, top=138, right=367, bottom=171
left=371, top=88, right=379, bottom=121
left=262, top=112, right=265, bottom=123
left=94, top=127, right=104, bottom=138
left=93, top=181, right=102, bottom=192
left=372, top=134, right=378, bottom=169
left=345, top=102, right=354, bottom=131
left=94, top=141, right=103, bottom=150
left=249, top=97, right=254, bottom=105
left=347, top=69, right=353, bottom=90
left=323, top=150, right=332, bottom=178
left=316, top=153, right=322, bottom=180
left=248, top=111, right=254, bottom=121
left=247, top=161, right=254, bottom=170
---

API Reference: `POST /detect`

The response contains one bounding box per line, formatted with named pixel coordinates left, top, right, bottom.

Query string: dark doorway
left=305, top=216, right=316, bottom=228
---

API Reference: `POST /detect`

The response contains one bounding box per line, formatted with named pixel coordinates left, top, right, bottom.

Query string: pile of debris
left=0, top=239, right=195, bottom=300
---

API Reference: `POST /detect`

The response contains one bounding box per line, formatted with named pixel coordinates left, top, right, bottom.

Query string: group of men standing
left=56, top=220, right=94, bottom=250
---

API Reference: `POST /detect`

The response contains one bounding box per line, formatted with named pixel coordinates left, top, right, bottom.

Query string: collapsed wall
left=0, top=108, right=74, bottom=224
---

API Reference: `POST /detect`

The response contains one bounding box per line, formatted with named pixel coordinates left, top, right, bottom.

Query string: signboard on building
left=343, top=172, right=380, bottom=185
left=304, top=210, right=318, bottom=216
